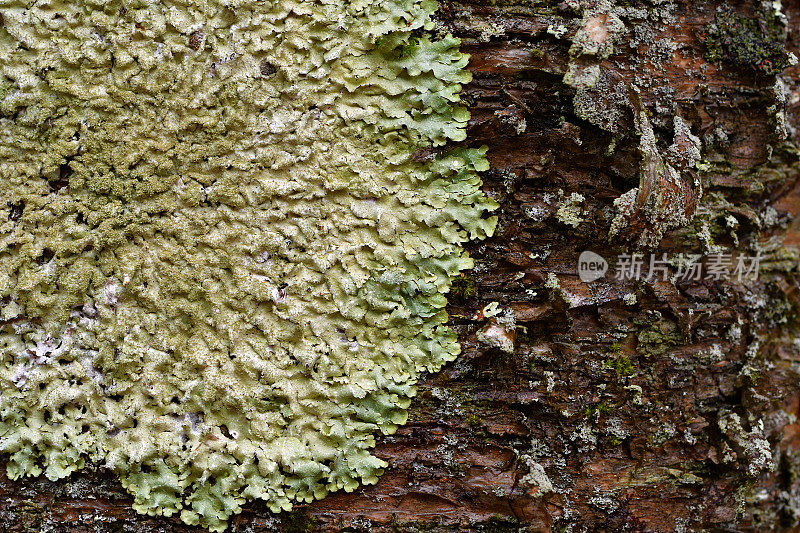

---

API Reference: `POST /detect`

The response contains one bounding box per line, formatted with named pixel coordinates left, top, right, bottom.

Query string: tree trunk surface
left=5, top=1, right=800, bottom=531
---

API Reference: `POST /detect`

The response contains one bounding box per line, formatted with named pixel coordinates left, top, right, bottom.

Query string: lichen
left=609, top=110, right=703, bottom=248
left=718, top=411, right=776, bottom=478
left=518, top=456, right=554, bottom=495
left=555, top=191, right=586, bottom=228
left=561, top=0, right=626, bottom=132
left=0, top=1, right=498, bottom=530
left=704, top=8, right=792, bottom=76
left=635, top=314, right=681, bottom=356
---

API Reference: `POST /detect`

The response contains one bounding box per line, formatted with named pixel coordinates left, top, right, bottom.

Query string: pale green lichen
left=518, top=456, right=554, bottom=495
left=0, top=1, right=498, bottom=530
left=476, top=304, right=516, bottom=354
left=555, top=192, right=585, bottom=228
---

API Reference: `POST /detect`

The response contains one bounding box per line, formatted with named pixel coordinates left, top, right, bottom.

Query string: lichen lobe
left=0, top=1, right=497, bottom=530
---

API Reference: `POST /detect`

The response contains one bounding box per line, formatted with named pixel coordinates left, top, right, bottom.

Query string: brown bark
left=5, top=0, right=800, bottom=531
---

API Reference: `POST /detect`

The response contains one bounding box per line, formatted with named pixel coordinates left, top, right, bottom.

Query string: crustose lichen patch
left=0, top=1, right=497, bottom=530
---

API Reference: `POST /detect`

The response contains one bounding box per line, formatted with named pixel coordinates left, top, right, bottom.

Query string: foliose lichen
left=0, top=1, right=498, bottom=530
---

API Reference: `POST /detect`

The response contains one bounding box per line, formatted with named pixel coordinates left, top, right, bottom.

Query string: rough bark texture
left=4, top=0, right=800, bottom=531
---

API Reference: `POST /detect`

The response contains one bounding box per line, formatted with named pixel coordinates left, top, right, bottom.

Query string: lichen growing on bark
left=0, top=0, right=498, bottom=530
left=704, top=7, right=793, bottom=76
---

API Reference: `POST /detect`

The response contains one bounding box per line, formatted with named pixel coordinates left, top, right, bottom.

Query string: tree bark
left=5, top=0, right=800, bottom=531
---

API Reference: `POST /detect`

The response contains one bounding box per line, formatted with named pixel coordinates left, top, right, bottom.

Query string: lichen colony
left=0, top=0, right=496, bottom=530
